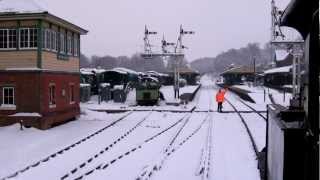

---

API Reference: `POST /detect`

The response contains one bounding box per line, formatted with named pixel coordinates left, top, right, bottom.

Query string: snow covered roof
left=113, top=67, right=138, bottom=75
left=80, top=83, right=91, bottom=87
left=221, top=66, right=255, bottom=75
left=275, top=50, right=289, bottom=61
left=80, top=71, right=94, bottom=75
left=0, top=0, right=88, bottom=35
left=0, top=0, right=46, bottom=14
left=105, top=67, right=138, bottom=75
left=167, top=67, right=199, bottom=74
left=146, top=71, right=169, bottom=77
left=264, top=65, right=292, bottom=74
left=105, top=69, right=127, bottom=75
left=80, top=68, right=106, bottom=74
left=142, top=76, right=159, bottom=83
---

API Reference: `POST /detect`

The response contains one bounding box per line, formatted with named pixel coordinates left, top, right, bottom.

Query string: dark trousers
left=217, top=102, right=223, bottom=112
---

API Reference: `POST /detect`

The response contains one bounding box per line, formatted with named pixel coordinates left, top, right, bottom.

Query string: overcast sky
left=38, top=0, right=290, bottom=61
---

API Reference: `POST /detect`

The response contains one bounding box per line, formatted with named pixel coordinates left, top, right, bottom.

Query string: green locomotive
left=136, top=77, right=162, bottom=106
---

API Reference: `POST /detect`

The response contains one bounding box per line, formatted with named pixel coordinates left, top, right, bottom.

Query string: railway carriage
left=102, top=68, right=139, bottom=89
left=136, top=77, right=162, bottom=106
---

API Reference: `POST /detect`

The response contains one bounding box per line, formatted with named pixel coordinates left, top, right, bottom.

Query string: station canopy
left=263, top=65, right=292, bottom=75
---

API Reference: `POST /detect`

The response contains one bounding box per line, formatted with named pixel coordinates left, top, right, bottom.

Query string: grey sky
left=39, top=0, right=290, bottom=61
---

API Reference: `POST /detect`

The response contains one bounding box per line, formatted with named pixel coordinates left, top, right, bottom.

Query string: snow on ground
left=267, top=88, right=291, bottom=106
left=81, top=85, right=199, bottom=112
left=150, top=113, right=209, bottom=180
left=195, top=75, right=233, bottom=112
left=211, top=112, right=260, bottom=180
left=84, top=112, right=188, bottom=180
left=233, top=84, right=291, bottom=109
left=0, top=75, right=267, bottom=180
left=241, top=113, right=266, bottom=152
left=0, top=111, right=127, bottom=178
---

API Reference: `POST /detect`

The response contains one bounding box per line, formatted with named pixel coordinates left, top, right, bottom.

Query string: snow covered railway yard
left=1, top=78, right=267, bottom=180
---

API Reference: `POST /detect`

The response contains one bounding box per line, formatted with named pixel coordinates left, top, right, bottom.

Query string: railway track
left=2, top=84, right=267, bottom=180
left=1, top=112, right=134, bottom=180
left=225, top=99, right=260, bottom=158
left=60, top=111, right=154, bottom=180
left=195, top=113, right=213, bottom=180
left=238, top=99, right=267, bottom=120
left=136, top=113, right=210, bottom=180
left=70, top=113, right=191, bottom=180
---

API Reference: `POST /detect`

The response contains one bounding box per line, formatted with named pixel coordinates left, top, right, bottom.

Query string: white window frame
left=19, top=28, right=38, bottom=49
left=45, top=29, right=51, bottom=50
left=0, top=29, right=17, bottom=50
left=60, top=33, right=66, bottom=54
left=1, top=87, right=16, bottom=110
left=55, top=31, right=59, bottom=52
left=51, top=30, right=57, bottom=52
left=67, top=35, right=72, bottom=55
left=49, top=84, right=56, bottom=108
left=73, top=36, right=78, bottom=57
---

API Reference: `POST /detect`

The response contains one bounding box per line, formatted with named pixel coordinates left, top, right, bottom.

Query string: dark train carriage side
left=80, top=72, right=94, bottom=84
left=102, top=68, right=139, bottom=88
left=80, top=69, right=105, bottom=95
left=103, top=70, right=128, bottom=88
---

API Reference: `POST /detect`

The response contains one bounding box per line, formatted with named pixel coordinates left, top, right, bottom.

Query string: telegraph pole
left=253, top=56, right=256, bottom=86
left=174, top=25, right=195, bottom=98
left=141, top=25, right=194, bottom=99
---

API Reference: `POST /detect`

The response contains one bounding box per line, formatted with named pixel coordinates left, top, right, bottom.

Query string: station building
left=167, top=67, right=200, bottom=85
left=263, top=50, right=295, bottom=90
left=0, top=0, right=88, bottom=129
left=220, top=65, right=258, bottom=85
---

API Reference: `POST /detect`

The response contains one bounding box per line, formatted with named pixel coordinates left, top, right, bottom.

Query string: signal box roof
left=0, top=0, right=88, bottom=35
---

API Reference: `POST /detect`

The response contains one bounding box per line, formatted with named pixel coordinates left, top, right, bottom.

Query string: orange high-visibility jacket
left=216, top=89, right=227, bottom=103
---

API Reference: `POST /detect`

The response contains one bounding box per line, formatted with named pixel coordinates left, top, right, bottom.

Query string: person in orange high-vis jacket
left=216, top=88, right=227, bottom=112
